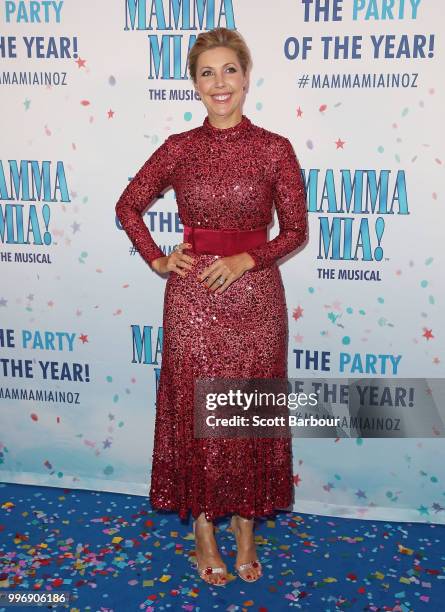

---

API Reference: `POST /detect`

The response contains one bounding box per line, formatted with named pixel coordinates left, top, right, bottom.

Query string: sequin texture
left=115, top=114, right=308, bottom=521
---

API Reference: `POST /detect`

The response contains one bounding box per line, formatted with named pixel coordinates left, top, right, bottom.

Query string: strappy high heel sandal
left=192, top=519, right=228, bottom=586
left=230, top=515, right=263, bottom=582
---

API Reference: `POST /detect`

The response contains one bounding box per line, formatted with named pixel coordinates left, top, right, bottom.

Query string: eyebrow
left=200, top=62, right=235, bottom=70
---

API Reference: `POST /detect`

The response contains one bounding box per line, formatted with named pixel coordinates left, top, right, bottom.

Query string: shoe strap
left=236, top=559, right=261, bottom=572
left=196, top=564, right=225, bottom=576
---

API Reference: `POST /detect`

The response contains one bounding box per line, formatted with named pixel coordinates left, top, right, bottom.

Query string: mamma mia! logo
left=124, top=0, right=236, bottom=79
left=303, top=167, right=409, bottom=261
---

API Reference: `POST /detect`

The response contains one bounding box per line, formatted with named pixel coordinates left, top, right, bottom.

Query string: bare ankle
left=196, top=512, right=214, bottom=526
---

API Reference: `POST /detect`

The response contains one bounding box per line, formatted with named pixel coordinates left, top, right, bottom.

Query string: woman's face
left=194, top=46, right=248, bottom=123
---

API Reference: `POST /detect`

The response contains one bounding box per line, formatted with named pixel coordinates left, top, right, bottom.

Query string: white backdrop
left=1, top=0, right=444, bottom=524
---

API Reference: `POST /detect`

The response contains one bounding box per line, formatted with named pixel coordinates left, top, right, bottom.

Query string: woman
left=115, top=27, right=308, bottom=586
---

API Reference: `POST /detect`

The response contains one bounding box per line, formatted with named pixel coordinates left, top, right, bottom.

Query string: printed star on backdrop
left=27, top=294, right=34, bottom=301
left=433, top=357, right=440, bottom=364
left=432, top=502, right=445, bottom=513
left=79, top=334, right=89, bottom=343
left=107, top=109, right=115, bottom=119
left=24, top=98, right=31, bottom=110
left=335, top=138, right=346, bottom=149
left=417, top=504, right=430, bottom=516
left=293, top=474, right=302, bottom=486
left=292, top=305, right=304, bottom=320
left=355, top=489, right=367, bottom=499
left=76, top=57, right=87, bottom=68
left=331, top=300, right=342, bottom=311
left=323, top=482, right=334, bottom=492
left=422, top=328, right=434, bottom=340
left=108, top=413, right=115, bottom=421
left=102, top=439, right=112, bottom=449
left=71, top=221, right=81, bottom=233
left=0, top=297, right=7, bottom=306
left=328, top=311, right=339, bottom=324
left=294, top=333, right=304, bottom=343
left=47, top=300, right=54, bottom=307
left=296, top=106, right=303, bottom=118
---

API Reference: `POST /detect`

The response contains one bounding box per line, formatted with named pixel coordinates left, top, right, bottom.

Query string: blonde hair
left=188, top=27, right=252, bottom=84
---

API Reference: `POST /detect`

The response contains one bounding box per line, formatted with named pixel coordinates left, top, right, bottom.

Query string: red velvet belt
left=183, top=224, right=267, bottom=256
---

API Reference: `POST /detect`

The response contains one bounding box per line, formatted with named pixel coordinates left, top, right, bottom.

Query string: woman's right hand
left=151, top=243, right=195, bottom=276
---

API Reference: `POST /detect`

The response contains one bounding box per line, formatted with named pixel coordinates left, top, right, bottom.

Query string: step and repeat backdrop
left=1, top=1, right=444, bottom=523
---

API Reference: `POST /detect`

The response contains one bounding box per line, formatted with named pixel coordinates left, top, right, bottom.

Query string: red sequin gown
left=115, top=114, right=308, bottom=521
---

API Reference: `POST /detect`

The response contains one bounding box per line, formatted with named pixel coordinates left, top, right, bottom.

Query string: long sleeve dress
left=115, top=114, right=308, bottom=521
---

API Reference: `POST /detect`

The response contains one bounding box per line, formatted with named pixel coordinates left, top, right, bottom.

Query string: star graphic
left=293, top=305, right=304, bottom=320
left=79, top=334, right=89, bottom=343
left=76, top=57, right=87, bottom=68
left=47, top=300, right=54, bottom=307
left=27, top=294, right=34, bottom=301
left=24, top=98, right=31, bottom=110
left=335, top=138, right=346, bottom=149
left=328, top=311, right=338, bottom=324
left=331, top=300, right=342, bottom=311
left=108, top=413, right=115, bottom=421
left=0, top=297, right=7, bottom=306
left=107, top=109, right=115, bottom=119
left=296, top=106, right=303, bottom=118
left=71, top=221, right=81, bottom=233
left=432, top=502, right=445, bottom=513
left=417, top=505, right=429, bottom=516
left=433, top=357, right=440, bottom=364
left=294, top=333, right=304, bottom=343
left=355, top=489, right=367, bottom=499
left=102, top=439, right=112, bottom=449
left=422, top=328, right=434, bottom=340
left=293, top=474, right=302, bottom=486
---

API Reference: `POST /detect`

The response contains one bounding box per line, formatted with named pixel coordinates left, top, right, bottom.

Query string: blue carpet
left=0, top=482, right=444, bottom=611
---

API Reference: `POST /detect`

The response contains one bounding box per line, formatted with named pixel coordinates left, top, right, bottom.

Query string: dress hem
left=149, top=497, right=294, bottom=522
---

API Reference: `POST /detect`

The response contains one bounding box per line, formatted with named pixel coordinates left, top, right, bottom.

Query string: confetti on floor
left=0, top=482, right=444, bottom=611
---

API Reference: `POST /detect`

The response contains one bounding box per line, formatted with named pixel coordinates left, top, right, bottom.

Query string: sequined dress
left=115, top=114, right=308, bottom=521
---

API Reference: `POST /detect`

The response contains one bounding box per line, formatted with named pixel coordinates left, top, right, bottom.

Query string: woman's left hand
left=198, top=252, right=255, bottom=294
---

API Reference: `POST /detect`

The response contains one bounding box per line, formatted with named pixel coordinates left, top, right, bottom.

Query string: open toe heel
left=192, top=519, right=228, bottom=586
left=230, top=515, right=263, bottom=583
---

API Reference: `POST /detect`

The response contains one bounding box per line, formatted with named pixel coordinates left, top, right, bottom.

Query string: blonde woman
left=115, top=27, right=308, bottom=585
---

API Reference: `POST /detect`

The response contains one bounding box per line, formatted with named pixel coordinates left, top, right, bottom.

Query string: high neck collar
left=202, top=114, right=252, bottom=140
